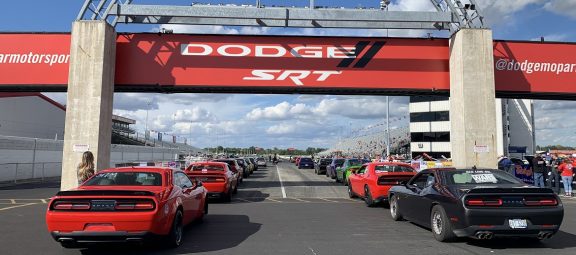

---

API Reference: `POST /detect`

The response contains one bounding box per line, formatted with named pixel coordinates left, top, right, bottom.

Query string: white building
left=409, top=96, right=534, bottom=159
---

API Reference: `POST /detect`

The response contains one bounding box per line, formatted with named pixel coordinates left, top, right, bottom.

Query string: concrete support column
left=449, top=29, right=498, bottom=169
left=61, top=21, right=116, bottom=190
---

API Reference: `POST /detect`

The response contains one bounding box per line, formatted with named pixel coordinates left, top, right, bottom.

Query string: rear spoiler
left=56, top=190, right=156, bottom=196
left=467, top=187, right=554, bottom=194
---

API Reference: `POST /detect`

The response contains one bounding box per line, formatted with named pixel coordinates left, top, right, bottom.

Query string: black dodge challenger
left=388, top=168, right=564, bottom=242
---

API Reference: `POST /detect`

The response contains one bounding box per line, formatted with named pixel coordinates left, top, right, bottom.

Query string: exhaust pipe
left=475, top=231, right=494, bottom=240
left=537, top=231, right=554, bottom=240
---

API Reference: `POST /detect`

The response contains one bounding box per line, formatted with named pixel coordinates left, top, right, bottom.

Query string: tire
left=390, top=195, right=403, bottom=221
left=364, top=186, right=375, bottom=207
left=223, top=189, right=232, bottom=202
left=431, top=205, right=457, bottom=242
left=165, top=210, right=184, bottom=248
left=348, top=182, right=357, bottom=198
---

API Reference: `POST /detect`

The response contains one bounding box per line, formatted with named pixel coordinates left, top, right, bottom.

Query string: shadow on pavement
left=78, top=215, right=261, bottom=255
left=465, top=230, right=576, bottom=249
left=233, top=190, right=270, bottom=202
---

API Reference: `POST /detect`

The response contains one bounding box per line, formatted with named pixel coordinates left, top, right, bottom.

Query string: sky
left=1, top=0, right=576, bottom=149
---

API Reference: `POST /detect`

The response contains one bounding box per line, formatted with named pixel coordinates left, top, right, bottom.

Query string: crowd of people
left=498, top=153, right=574, bottom=197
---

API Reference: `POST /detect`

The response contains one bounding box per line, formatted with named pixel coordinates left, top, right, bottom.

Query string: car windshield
left=190, top=164, right=224, bottom=171
left=257, top=158, right=265, bottom=161
left=300, top=158, right=313, bottom=163
left=334, top=159, right=345, bottom=166
left=374, top=165, right=414, bottom=173
left=320, top=159, right=331, bottom=164
left=443, top=169, right=522, bottom=185
left=84, top=172, right=162, bottom=186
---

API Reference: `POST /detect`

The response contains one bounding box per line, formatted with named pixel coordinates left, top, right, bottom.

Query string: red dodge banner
left=494, top=41, right=576, bottom=95
left=1, top=33, right=576, bottom=97
left=0, top=33, right=70, bottom=86
left=115, top=34, right=450, bottom=90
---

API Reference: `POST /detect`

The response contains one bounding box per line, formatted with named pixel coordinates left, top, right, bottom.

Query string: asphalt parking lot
left=1, top=162, right=576, bottom=255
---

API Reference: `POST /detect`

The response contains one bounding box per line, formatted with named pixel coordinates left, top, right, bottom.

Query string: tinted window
left=357, top=165, right=367, bottom=174
left=320, top=159, right=332, bottom=164
left=410, top=111, right=450, bottom=122
left=410, top=173, right=431, bottom=189
left=300, top=158, right=313, bottom=163
left=443, top=170, right=521, bottom=185
left=411, top=132, right=451, bottom=142
left=176, top=172, right=193, bottom=188
left=348, top=159, right=363, bottom=166
left=84, top=172, right=162, bottom=186
left=334, top=159, right=345, bottom=166
left=191, top=164, right=224, bottom=171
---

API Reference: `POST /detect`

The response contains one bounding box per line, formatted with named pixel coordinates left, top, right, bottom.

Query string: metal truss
left=77, top=0, right=485, bottom=31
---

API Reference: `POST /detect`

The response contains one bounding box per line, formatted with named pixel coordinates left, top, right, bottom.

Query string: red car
left=348, top=162, right=416, bottom=207
left=46, top=167, right=207, bottom=248
left=186, top=162, right=238, bottom=202
left=212, top=159, right=243, bottom=184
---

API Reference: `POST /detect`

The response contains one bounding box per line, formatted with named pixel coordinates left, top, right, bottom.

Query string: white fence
left=0, top=135, right=181, bottom=183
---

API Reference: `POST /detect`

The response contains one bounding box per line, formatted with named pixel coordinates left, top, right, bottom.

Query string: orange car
left=46, top=167, right=207, bottom=248
left=348, top=162, right=416, bottom=207
left=186, top=162, right=238, bottom=202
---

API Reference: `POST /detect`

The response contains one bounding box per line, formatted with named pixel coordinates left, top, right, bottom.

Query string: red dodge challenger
left=46, top=167, right=207, bottom=248
left=348, top=162, right=416, bottom=207
left=185, top=162, right=238, bottom=202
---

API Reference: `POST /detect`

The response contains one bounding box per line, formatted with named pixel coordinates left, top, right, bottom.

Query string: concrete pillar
left=61, top=21, right=116, bottom=190
left=449, top=29, right=498, bottom=169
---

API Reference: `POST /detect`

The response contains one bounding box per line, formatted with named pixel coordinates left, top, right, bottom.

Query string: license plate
left=508, top=219, right=527, bottom=229
left=91, top=200, right=116, bottom=211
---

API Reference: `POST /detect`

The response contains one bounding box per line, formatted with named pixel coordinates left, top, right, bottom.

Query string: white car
left=256, top=157, right=267, bottom=167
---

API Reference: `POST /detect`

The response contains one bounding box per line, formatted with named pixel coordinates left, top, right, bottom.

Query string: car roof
left=100, top=166, right=172, bottom=173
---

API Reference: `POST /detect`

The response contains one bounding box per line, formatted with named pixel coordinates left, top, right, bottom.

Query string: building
left=409, top=96, right=534, bottom=159
left=0, top=92, right=138, bottom=142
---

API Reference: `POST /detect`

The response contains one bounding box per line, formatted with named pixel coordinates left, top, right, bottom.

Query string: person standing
left=77, top=151, right=95, bottom=184
left=532, top=154, right=546, bottom=188
left=558, top=158, right=573, bottom=197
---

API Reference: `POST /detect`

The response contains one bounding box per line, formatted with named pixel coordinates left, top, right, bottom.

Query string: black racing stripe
left=353, top=41, right=386, bottom=68
left=337, top=41, right=370, bottom=68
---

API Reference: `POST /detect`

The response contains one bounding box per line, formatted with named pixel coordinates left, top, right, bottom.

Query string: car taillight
left=52, top=201, right=91, bottom=210
left=115, top=201, right=155, bottom=210
left=465, top=198, right=503, bottom=206
left=524, top=198, right=558, bottom=206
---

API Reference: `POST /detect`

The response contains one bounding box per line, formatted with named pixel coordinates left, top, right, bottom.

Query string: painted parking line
left=317, top=198, right=339, bottom=203
left=265, top=198, right=283, bottom=203
left=0, top=203, right=37, bottom=211
left=289, top=198, right=311, bottom=203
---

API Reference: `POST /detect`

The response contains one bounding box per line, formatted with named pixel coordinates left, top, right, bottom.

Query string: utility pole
left=386, top=96, right=391, bottom=158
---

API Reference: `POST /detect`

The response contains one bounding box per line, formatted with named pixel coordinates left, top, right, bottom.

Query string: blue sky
left=1, top=1, right=576, bottom=149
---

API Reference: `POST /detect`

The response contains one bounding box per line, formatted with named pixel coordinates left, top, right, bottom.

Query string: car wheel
left=364, top=186, right=375, bottom=207
left=348, top=183, right=356, bottom=198
left=390, top=195, right=403, bottom=221
left=431, top=205, right=457, bottom=242
left=223, top=189, right=232, bottom=202
left=165, top=210, right=184, bottom=248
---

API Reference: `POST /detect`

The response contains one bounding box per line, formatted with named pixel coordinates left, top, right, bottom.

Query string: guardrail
left=0, top=162, right=62, bottom=184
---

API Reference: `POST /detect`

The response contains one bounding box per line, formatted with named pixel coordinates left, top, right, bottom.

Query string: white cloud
left=544, top=0, right=576, bottom=19
left=246, top=101, right=312, bottom=120
left=173, top=107, right=214, bottom=122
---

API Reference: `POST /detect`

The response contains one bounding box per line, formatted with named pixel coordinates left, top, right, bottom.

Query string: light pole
left=144, top=100, right=151, bottom=146
left=386, top=96, right=391, bottom=158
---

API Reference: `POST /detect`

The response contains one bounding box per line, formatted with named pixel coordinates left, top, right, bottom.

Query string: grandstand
left=319, top=117, right=410, bottom=158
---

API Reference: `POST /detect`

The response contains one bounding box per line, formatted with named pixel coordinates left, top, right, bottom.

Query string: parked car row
left=187, top=157, right=266, bottom=202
